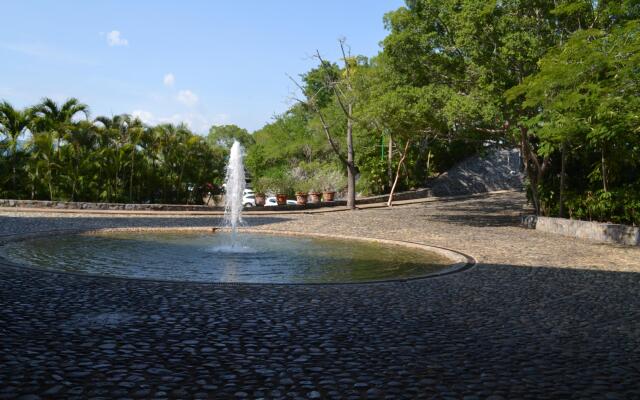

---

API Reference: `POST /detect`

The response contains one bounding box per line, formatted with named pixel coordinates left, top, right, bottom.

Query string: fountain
left=0, top=142, right=463, bottom=284
left=223, top=140, right=246, bottom=240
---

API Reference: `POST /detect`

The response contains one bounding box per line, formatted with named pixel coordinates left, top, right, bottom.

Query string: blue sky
left=0, top=1, right=404, bottom=134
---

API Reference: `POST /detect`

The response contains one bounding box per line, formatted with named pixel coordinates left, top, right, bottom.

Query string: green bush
left=563, top=187, right=640, bottom=226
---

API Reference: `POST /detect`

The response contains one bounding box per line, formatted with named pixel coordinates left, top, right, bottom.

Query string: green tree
left=207, top=124, right=254, bottom=150
left=297, top=40, right=364, bottom=208
left=507, top=20, right=640, bottom=218
left=0, top=101, right=32, bottom=197
left=32, top=97, right=89, bottom=152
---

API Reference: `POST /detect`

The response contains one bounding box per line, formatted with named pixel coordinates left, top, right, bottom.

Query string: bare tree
left=288, top=39, right=358, bottom=209
left=387, top=140, right=411, bottom=206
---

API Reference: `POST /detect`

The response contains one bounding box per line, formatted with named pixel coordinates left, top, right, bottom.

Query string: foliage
left=314, top=166, right=347, bottom=193
left=4, top=1, right=639, bottom=224
left=508, top=19, right=640, bottom=223
left=0, top=98, right=226, bottom=204
left=564, top=187, right=640, bottom=226
left=263, top=170, right=295, bottom=196
left=251, top=176, right=270, bottom=194
left=207, top=124, right=254, bottom=150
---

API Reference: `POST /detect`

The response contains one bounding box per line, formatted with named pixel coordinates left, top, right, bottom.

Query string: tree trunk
left=387, top=134, right=393, bottom=191
left=346, top=104, right=356, bottom=209
left=520, top=126, right=546, bottom=214
left=11, top=142, right=17, bottom=193
left=11, top=164, right=16, bottom=194
left=130, top=150, right=135, bottom=203
left=72, top=161, right=78, bottom=201
left=601, top=148, right=608, bottom=192
left=47, top=168, right=54, bottom=201
left=387, top=140, right=411, bottom=207
left=559, top=141, right=566, bottom=218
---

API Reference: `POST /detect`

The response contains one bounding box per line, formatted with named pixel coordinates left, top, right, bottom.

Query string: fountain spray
left=223, top=140, right=246, bottom=241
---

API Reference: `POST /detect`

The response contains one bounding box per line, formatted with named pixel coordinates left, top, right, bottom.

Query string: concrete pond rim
left=0, top=226, right=477, bottom=287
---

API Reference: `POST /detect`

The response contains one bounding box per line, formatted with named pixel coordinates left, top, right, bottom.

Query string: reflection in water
left=2, top=232, right=453, bottom=284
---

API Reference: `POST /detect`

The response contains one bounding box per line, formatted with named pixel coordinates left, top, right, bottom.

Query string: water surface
left=1, top=231, right=452, bottom=283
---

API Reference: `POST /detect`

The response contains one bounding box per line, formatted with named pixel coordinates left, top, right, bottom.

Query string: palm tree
left=140, top=125, right=162, bottom=201
left=94, top=114, right=127, bottom=201
left=64, top=120, right=99, bottom=200
left=154, top=123, right=179, bottom=202
left=126, top=117, right=144, bottom=202
left=0, top=101, right=32, bottom=195
left=27, top=131, right=58, bottom=200
left=94, top=114, right=147, bottom=202
left=32, top=97, right=89, bottom=153
left=31, top=98, right=89, bottom=198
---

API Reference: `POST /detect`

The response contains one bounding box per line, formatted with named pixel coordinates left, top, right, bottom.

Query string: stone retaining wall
left=0, top=199, right=345, bottom=212
left=0, top=199, right=221, bottom=212
left=522, top=215, right=640, bottom=246
left=0, top=188, right=432, bottom=212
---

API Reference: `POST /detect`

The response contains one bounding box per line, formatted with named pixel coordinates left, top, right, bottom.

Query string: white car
left=243, top=193, right=256, bottom=207
left=265, top=196, right=297, bottom=206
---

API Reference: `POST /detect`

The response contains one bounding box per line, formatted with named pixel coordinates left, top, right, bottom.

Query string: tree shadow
left=420, top=195, right=530, bottom=227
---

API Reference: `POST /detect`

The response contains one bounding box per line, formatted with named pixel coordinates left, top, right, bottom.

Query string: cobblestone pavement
left=2, top=191, right=640, bottom=399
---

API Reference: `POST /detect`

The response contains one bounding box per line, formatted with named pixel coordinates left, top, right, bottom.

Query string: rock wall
left=0, top=199, right=220, bottom=211
left=522, top=215, right=640, bottom=246
left=430, top=148, right=524, bottom=197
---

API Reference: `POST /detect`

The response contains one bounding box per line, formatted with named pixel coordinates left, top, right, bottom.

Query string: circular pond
left=1, top=230, right=458, bottom=283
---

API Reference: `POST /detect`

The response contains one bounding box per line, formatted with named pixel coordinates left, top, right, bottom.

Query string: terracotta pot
left=255, top=193, right=266, bottom=207
left=276, top=193, right=287, bottom=206
left=295, top=192, right=308, bottom=205
left=323, top=191, right=335, bottom=202
left=308, top=192, right=321, bottom=204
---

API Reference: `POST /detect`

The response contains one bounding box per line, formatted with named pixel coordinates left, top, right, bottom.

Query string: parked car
left=243, top=193, right=256, bottom=207
left=264, top=196, right=297, bottom=206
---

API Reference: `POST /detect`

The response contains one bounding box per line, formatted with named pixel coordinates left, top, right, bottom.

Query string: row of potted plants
left=252, top=169, right=344, bottom=206
left=253, top=189, right=335, bottom=206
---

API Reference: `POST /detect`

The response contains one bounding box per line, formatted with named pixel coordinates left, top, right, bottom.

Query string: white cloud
left=161, top=113, right=210, bottom=132
left=131, top=110, right=155, bottom=124
left=163, top=73, right=175, bottom=87
left=177, top=89, right=199, bottom=107
left=130, top=109, right=215, bottom=134
left=106, top=30, right=128, bottom=47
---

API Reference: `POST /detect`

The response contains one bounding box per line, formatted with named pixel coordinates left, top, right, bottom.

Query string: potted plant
left=252, top=177, right=268, bottom=207
left=295, top=179, right=312, bottom=206
left=308, top=191, right=322, bottom=204
left=301, top=174, right=320, bottom=204
left=323, top=190, right=336, bottom=202
left=269, top=172, right=293, bottom=206
left=320, top=168, right=347, bottom=202
left=276, top=192, right=288, bottom=206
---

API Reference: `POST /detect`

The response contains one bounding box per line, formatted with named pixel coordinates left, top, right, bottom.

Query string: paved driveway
left=1, top=191, right=639, bottom=399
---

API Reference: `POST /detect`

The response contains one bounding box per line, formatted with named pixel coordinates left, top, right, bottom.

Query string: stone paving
left=1, top=191, right=640, bottom=399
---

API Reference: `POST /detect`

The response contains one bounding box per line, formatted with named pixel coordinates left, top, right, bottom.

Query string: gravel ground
left=1, top=191, right=640, bottom=399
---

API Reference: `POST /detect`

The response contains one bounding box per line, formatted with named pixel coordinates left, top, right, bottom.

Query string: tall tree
left=0, top=101, right=32, bottom=196
left=207, top=124, right=254, bottom=150
left=296, top=39, right=361, bottom=209
left=32, top=97, right=89, bottom=151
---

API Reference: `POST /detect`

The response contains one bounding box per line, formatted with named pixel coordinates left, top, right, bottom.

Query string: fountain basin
left=0, top=228, right=471, bottom=284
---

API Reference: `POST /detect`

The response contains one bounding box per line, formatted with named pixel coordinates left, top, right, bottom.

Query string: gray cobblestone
left=1, top=192, right=639, bottom=398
